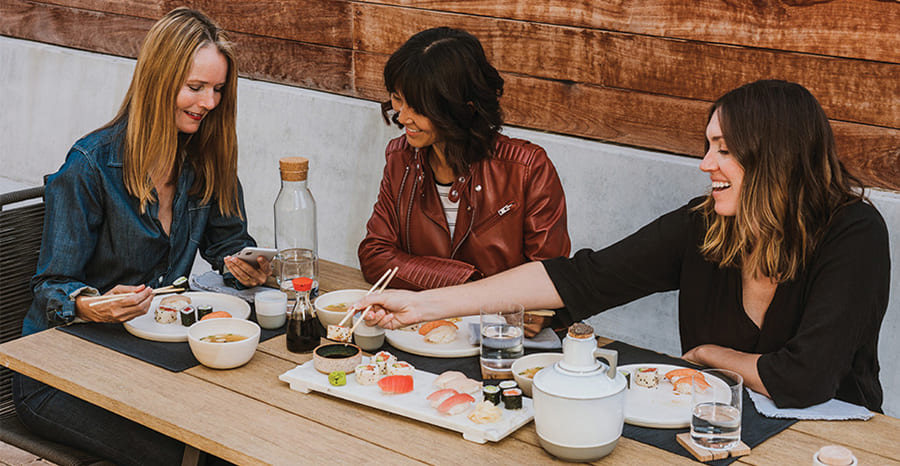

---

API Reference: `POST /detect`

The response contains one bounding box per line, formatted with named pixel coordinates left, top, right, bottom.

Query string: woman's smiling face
left=175, top=45, right=227, bottom=134
left=390, top=91, right=441, bottom=149
left=700, top=109, right=744, bottom=217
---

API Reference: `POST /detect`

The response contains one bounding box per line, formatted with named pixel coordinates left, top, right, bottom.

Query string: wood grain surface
left=2, top=0, right=897, bottom=191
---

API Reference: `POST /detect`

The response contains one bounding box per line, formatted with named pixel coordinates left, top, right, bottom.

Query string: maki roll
left=355, top=364, right=381, bottom=385
left=499, top=380, right=518, bottom=391
left=502, top=388, right=523, bottom=410
left=373, top=351, right=397, bottom=374
left=180, top=306, right=196, bottom=326
left=483, top=385, right=501, bottom=405
left=387, top=361, right=415, bottom=376
left=196, top=304, right=214, bottom=320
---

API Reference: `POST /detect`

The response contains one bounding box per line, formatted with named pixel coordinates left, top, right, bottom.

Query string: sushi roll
left=373, top=351, right=397, bottom=374
left=327, top=324, right=352, bottom=343
left=499, top=380, right=518, bottom=391
left=502, top=388, right=523, bottom=410
left=196, top=304, right=213, bottom=320
left=180, top=306, right=196, bottom=326
left=355, top=364, right=381, bottom=385
left=328, top=371, right=347, bottom=386
left=437, top=393, right=475, bottom=415
left=157, top=295, right=190, bottom=324
left=426, top=389, right=459, bottom=409
left=634, top=367, right=659, bottom=388
left=387, top=361, right=415, bottom=376
left=483, top=385, right=501, bottom=405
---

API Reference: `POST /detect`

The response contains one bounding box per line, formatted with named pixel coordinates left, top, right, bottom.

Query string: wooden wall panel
left=2, top=0, right=898, bottom=191
left=365, top=0, right=900, bottom=63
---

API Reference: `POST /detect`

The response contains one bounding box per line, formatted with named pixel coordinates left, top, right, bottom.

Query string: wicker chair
left=0, top=185, right=112, bottom=466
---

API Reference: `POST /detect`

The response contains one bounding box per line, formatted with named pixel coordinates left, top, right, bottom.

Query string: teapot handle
left=592, top=348, right=618, bottom=379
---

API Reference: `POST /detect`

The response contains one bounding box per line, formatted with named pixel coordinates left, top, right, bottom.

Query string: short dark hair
left=382, top=27, right=504, bottom=175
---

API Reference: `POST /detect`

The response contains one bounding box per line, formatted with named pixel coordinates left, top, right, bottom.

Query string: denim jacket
left=23, top=122, right=256, bottom=335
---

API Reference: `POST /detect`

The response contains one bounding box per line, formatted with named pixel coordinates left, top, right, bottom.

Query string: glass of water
left=479, top=302, right=525, bottom=375
left=691, top=369, right=742, bottom=451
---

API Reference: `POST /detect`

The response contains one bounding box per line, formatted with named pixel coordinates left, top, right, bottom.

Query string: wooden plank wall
left=2, top=0, right=898, bottom=191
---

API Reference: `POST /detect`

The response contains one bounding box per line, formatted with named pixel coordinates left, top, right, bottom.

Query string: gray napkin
left=746, top=389, right=873, bottom=420
left=467, top=323, right=562, bottom=349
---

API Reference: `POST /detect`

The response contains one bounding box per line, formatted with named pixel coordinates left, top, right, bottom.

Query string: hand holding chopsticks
left=337, top=267, right=397, bottom=327
left=348, top=267, right=398, bottom=334
left=83, top=284, right=185, bottom=307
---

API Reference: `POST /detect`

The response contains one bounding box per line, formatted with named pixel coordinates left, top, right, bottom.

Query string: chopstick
left=337, top=267, right=395, bottom=327
left=86, top=287, right=185, bottom=307
left=348, top=267, right=398, bottom=335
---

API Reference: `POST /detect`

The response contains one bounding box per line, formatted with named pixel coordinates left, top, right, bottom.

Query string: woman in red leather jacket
left=358, top=27, right=570, bottom=293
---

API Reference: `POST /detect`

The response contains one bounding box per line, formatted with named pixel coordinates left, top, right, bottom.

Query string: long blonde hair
left=696, top=80, right=864, bottom=281
left=106, top=7, right=240, bottom=216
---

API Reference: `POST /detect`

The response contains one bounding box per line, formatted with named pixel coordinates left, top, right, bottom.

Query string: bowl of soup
left=187, top=318, right=260, bottom=369
left=314, top=289, right=368, bottom=329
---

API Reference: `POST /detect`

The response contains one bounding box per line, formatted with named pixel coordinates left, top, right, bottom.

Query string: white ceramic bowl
left=512, top=352, right=564, bottom=397
left=314, top=289, right=368, bottom=328
left=188, top=318, right=260, bottom=369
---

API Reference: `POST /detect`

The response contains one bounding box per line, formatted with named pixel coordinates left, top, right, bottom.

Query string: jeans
left=13, top=373, right=186, bottom=466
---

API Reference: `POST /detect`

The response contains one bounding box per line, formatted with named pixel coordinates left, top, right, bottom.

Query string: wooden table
left=1, top=260, right=898, bottom=465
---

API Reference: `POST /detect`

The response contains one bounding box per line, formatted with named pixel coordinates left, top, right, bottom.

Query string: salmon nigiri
left=437, top=392, right=475, bottom=415
left=418, top=320, right=458, bottom=336
left=378, top=375, right=414, bottom=394
left=672, top=374, right=709, bottom=394
left=664, top=367, right=700, bottom=382
left=426, top=389, right=459, bottom=408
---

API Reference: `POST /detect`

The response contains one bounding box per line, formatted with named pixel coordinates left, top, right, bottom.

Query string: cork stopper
left=567, top=323, right=594, bottom=339
left=279, top=156, right=309, bottom=182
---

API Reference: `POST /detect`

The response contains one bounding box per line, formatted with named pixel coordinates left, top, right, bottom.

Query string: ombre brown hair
left=696, top=80, right=864, bottom=281
left=104, top=7, right=240, bottom=216
left=382, top=27, right=504, bottom=176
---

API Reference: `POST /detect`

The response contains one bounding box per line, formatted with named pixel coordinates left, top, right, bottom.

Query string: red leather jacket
left=358, top=134, right=570, bottom=290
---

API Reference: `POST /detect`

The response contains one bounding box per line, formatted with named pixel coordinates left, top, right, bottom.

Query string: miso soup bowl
left=188, top=318, right=260, bottom=369
left=314, top=289, right=368, bottom=328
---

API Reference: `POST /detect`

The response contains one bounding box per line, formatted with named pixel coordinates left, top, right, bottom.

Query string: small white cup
left=352, top=315, right=385, bottom=351
left=255, top=290, right=287, bottom=329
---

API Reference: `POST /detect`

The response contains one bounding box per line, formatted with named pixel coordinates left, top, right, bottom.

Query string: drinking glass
left=274, top=248, right=318, bottom=300
left=254, top=290, right=287, bottom=329
left=479, top=303, right=525, bottom=375
left=690, top=369, right=742, bottom=451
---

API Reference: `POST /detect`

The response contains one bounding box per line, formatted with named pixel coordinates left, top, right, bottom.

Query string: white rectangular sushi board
left=278, top=358, right=534, bottom=444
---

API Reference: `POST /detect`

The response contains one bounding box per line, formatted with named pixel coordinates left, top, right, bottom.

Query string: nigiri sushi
left=664, top=368, right=700, bottom=382
left=426, top=388, right=459, bottom=408
left=434, top=370, right=467, bottom=389
left=444, top=377, right=482, bottom=395
left=423, top=324, right=458, bottom=344
left=437, top=393, right=475, bottom=415
left=418, top=320, right=458, bottom=336
left=378, top=375, right=414, bottom=394
left=672, top=374, right=709, bottom=394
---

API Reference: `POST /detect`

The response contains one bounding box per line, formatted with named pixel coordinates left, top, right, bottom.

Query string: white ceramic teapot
left=532, top=323, right=627, bottom=461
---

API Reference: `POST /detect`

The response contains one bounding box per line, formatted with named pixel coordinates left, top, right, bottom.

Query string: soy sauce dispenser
left=286, top=277, right=319, bottom=353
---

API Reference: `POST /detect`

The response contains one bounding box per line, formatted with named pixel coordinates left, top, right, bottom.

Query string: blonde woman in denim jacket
left=14, top=8, right=266, bottom=465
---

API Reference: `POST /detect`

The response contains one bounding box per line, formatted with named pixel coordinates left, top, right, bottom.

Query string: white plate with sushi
left=124, top=292, right=251, bottom=343
left=384, top=316, right=480, bottom=358
left=279, top=356, right=533, bottom=443
left=620, top=363, right=731, bottom=429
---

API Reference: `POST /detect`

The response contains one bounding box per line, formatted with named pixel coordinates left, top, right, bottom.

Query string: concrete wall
left=3, top=37, right=899, bottom=417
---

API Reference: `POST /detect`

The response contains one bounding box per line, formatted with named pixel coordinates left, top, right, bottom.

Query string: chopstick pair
left=336, top=266, right=398, bottom=327
left=84, top=285, right=185, bottom=307
left=347, top=267, right=398, bottom=335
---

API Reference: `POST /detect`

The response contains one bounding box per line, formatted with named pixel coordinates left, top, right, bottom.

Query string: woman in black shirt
left=360, top=80, right=890, bottom=412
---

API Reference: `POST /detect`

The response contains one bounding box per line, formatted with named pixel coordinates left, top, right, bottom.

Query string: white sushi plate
left=384, top=315, right=480, bottom=358
left=620, top=363, right=731, bottom=429
left=123, top=292, right=251, bottom=342
left=279, top=357, right=534, bottom=443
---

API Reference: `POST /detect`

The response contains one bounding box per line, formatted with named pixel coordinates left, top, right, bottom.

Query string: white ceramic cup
left=351, top=315, right=385, bottom=351
left=255, top=290, right=288, bottom=329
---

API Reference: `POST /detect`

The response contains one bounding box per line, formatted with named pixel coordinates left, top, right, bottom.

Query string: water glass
left=691, top=369, right=742, bottom=451
left=254, top=290, right=287, bottom=329
left=479, top=303, right=525, bottom=374
left=274, top=248, right=318, bottom=300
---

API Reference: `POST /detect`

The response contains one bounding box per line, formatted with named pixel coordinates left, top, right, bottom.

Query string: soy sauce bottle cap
left=292, top=277, right=313, bottom=292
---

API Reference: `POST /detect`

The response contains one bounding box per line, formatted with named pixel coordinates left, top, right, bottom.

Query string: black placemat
left=604, top=340, right=797, bottom=465
left=58, top=310, right=285, bottom=372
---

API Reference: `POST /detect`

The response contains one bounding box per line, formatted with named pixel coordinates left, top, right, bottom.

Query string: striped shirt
left=435, top=182, right=459, bottom=238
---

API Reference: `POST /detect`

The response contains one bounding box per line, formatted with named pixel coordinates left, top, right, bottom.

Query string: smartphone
left=235, top=247, right=278, bottom=263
